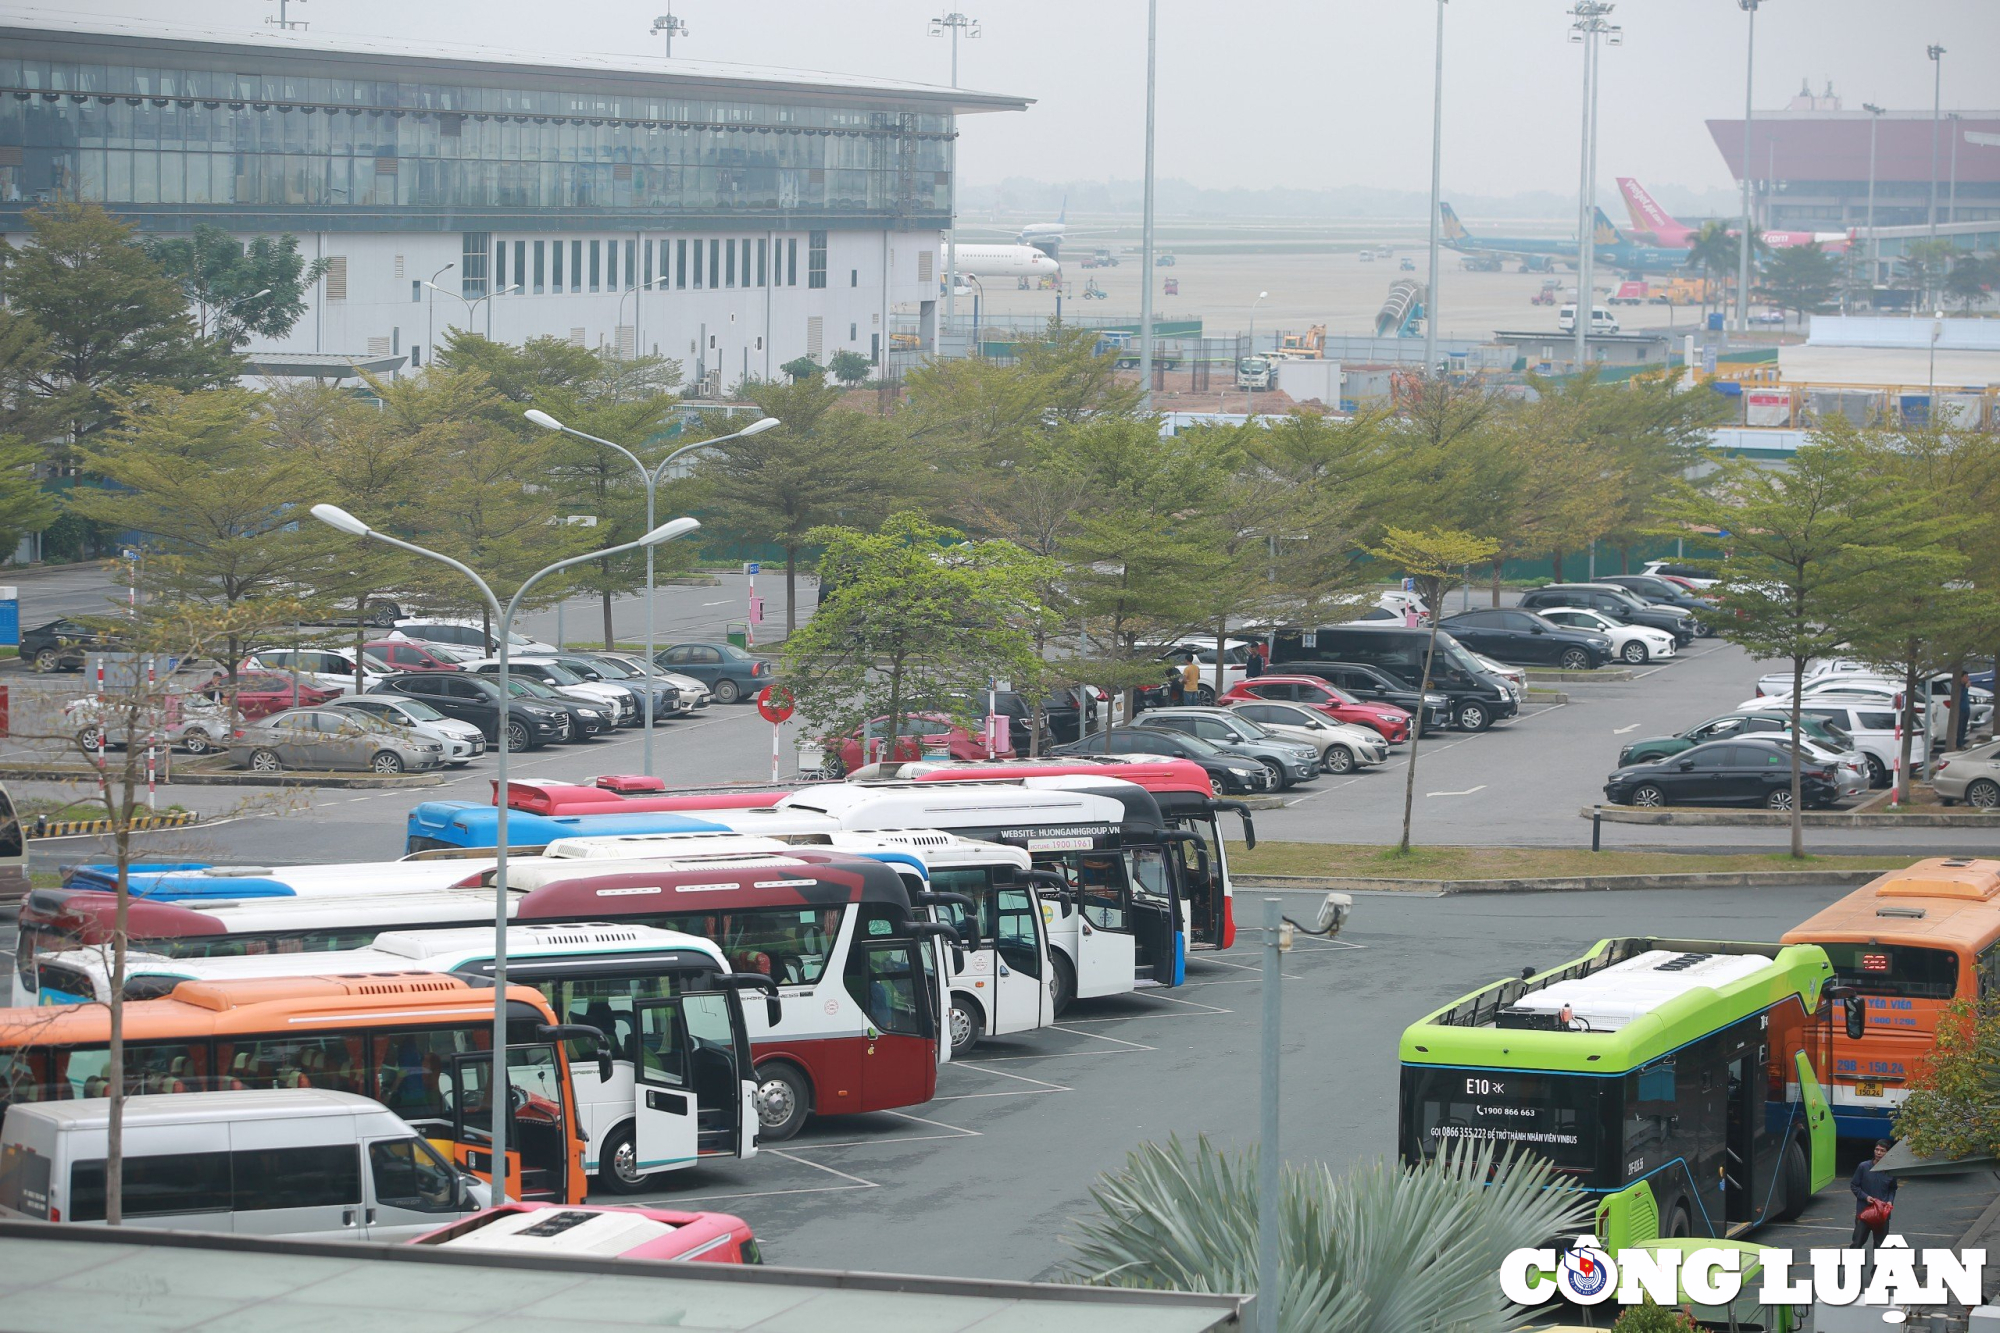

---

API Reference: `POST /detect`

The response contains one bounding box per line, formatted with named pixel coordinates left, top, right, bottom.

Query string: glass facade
left=0, top=47, right=957, bottom=228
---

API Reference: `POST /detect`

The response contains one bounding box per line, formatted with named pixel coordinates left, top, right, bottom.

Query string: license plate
left=1855, top=1079, right=1884, bottom=1098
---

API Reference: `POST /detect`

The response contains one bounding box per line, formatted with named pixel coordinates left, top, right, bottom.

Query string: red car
left=830, top=712, right=1017, bottom=773
left=366, top=639, right=465, bottom=672
left=1219, top=676, right=1413, bottom=742
left=227, top=672, right=341, bottom=720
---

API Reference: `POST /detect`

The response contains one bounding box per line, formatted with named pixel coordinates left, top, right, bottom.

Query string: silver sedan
left=227, top=707, right=444, bottom=774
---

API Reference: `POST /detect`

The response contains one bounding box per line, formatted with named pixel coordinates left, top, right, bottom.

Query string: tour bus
left=492, top=778, right=782, bottom=818
left=33, top=924, right=769, bottom=1193
left=1398, top=937, right=1850, bottom=1250
left=59, top=858, right=495, bottom=900
left=1780, top=856, right=2000, bottom=1137
left=0, top=973, right=592, bottom=1204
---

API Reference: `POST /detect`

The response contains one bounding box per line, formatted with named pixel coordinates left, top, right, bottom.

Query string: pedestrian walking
left=1953, top=668, right=1972, bottom=749
left=1166, top=663, right=1185, bottom=707
left=1181, top=658, right=1202, bottom=703
left=1850, top=1138, right=1899, bottom=1251
left=1245, top=644, right=1266, bottom=679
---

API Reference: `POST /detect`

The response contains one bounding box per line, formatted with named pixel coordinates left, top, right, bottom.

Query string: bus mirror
left=952, top=946, right=968, bottom=971
left=766, top=995, right=782, bottom=1027
left=1829, top=985, right=1864, bottom=1038
left=1213, top=800, right=1257, bottom=850
left=598, top=1049, right=615, bottom=1082
left=538, top=1022, right=616, bottom=1079
left=905, top=922, right=962, bottom=948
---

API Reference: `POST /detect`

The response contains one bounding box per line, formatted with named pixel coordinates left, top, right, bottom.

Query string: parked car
left=1933, top=739, right=2000, bottom=808
left=1516, top=584, right=1695, bottom=646
left=1729, top=694, right=1923, bottom=788
left=1603, top=739, right=1842, bottom=811
left=1594, top=574, right=1717, bottom=632
left=585, top=652, right=712, bottom=713
left=1751, top=657, right=1874, bottom=698
left=238, top=648, right=389, bottom=692
left=1272, top=661, right=1451, bottom=732
left=828, top=712, right=1014, bottom=774
left=553, top=653, right=690, bottom=721
left=1128, top=707, right=1322, bottom=789
left=228, top=706, right=445, bottom=774
left=330, top=695, right=486, bottom=766
left=391, top=617, right=557, bottom=657
left=227, top=673, right=342, bottom=720
left=1640, top=560, right=1720, bottom=590
left=465, top=658, right=637, bottom=727
left=1218, top=676, right=1413, bottom=742
left=1617, top=711, right=1854, bottom=767
left=958, top=688, right=1097, bottom=750
left=63, top=691, right=231, bottom=756
left=1273, top=625, right=1518, bottom=731
left=1218, top=698, right=1389, bottom=774
left=1438, top=609, right=1615, bottom=670
left=1049, top=728, right=1270, bottom=794
left=365, top=639, right=467, bottom=673
left=1466, top=650, right=1526, bottom=695
left=22, top=618, right=120, bottom=674
left=1531, top=606, right=1676, bottom=664
left=1372, top=591, right=1432, bottom=626
left=497, top=675, right=614, bottom=740
left=1756, top=670, right=1992, bottom=730
left=656, top=641, right=775, bottom=705
left=368, top=672, right=571, bottom=750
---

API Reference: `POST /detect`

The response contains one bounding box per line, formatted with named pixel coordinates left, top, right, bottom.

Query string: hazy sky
left=31, top=0, right=2000, bottom=199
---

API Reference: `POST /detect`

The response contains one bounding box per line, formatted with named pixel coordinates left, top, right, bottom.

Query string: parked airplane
left=1439, top=202, right=1577, bottom=261
left=1589, top=208, right=1705, bottom=274
left=1017, top=198, right=1064, bottom=258
left=945, top=242, right=1062, bottom=283
left=1617, top=178, right=1851, bottom=253
left=1439, top=202, right=1692, bottom=274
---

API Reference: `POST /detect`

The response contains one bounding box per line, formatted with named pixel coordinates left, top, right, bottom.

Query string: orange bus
left=0, top=973, right=588, bottom=1203
left=1781, top=857, right=2000, bottom=1138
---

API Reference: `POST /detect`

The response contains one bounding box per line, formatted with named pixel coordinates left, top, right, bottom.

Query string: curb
left=28, top=811, right=200, bottom=839
left=1526, top=667, right=1637, bottom=683
left=0, top=764, right=444, bottom=791
left=1583, top=803, right=2000, bottom=829
left=1240, top=795, right=1286, bottom=811
left=1525, top=690, right=1571, bottom=704
left=1235, top=868, right=1888, bottom=895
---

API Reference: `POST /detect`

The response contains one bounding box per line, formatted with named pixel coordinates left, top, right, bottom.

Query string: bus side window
left=0, top=784, right=21, bottom=859
left=1979, top=944, right=1999, bottom=997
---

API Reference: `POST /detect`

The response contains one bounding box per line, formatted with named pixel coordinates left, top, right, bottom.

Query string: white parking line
left=1426, top=784, right=1487, bottom=797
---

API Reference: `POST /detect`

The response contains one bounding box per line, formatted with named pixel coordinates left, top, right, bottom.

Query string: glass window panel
left=570, top=239, right=582, bottom=292
left=533, top=239, right=546, bottom=294
left=725, top=237, right=735, bottom=287
left=589, top=238, right=601, bottom=292
left=676, top=238, right=687, bottom=289
left=551, top=237, right=562, bottom=290
left=709, top=239, right=719, bottom=289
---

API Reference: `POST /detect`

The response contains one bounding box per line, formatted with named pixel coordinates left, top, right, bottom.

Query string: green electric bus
left=1398, top=938, right=1844, bottom=1250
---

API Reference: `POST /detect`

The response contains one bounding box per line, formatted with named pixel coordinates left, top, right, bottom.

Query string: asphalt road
left=610, top=884, right=1863, bottom=1279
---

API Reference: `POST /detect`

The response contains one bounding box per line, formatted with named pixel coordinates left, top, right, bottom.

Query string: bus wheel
left=1776, top=1139, right=1810, bottom=1221
left=753, top=1063, right=810, bottom=1142
left=598, top=1124, right=651, bottom=1195
left=1050, top=954, right=1077, bottom=1018
left=1666, top=1202, right=1692, bottom=1239
left=948, top=996, right=985, bottom=1057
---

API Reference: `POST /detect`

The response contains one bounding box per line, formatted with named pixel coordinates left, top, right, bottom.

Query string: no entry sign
left=757, top=685, right=795, bottom=724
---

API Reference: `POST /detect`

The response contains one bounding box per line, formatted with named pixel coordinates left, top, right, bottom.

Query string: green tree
left=1905, top=239, right=1960, bottom=309
left=1372, top=527, right=1499, bottom=854
left=1943, top=254, right=1993, bottom=314
left=0, top=203, right=240, bottom=465
left=780, top=355, right=823, bottom=383
left=782, top=511, right=1052, bottom=761
left=1756, top=240, right=1842, bottom=325
left=1065, top=1136, right=1586, bottom=1333
left=143, top=224, right=330, bottom=347
left=1684, top=220, right=1739, bottom=328
left=1611, top=1301, right=1701, bottom=1333
left=1893, top=994, right=2000, bottom=1163
left=1660, top=431, right=1950, bottom=854
left=699, top=377, right=909, bottom=634
left=827, top=349, right=872, bottom=387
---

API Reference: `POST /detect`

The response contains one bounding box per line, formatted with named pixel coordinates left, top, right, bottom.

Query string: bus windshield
left=1401, top=1064, right=1606, bottom=1177
left=1819, top=941, right=1959, bottom=1000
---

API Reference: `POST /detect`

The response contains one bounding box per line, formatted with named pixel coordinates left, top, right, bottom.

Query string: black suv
left=1439, top=609, right=1616, bottom=670
left=1275, top=661, right=1450, bottom=732
left=369, top=672, right=572, bottom=750
left=1517, top=584, right=1695, bottom=646
left=1594, top=575, right=1715, bottom=636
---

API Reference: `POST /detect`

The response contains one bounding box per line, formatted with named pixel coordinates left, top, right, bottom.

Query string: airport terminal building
left=0, top=12, right=1027, bottom=385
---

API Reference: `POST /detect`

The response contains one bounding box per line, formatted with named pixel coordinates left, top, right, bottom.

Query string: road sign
left=744, top=561, right=761, bottom=576
left=756, top=684, right=795, bottom=724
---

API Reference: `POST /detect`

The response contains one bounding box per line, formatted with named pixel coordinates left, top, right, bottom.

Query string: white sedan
left=1534, top=606, right=1676, bottom=665
left=1218, top=698, right=1389, bottom=775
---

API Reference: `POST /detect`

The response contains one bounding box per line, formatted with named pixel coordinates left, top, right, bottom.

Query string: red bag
left=1859, top=1199, right=1893, bottom=1228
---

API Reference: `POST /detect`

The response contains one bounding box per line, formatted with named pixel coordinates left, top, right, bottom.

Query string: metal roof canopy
left=0, top=1221, right=1246, bottom=1332
left=0, top=8, right=1030, bottom=115
left=244, top=352, right=407, bottom=381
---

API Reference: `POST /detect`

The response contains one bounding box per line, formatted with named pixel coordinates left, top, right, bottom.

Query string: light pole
left=424, top=282, right=519, bottom=344
left=1734, top=0, right=1760, bottom=336
left=930, top=12, right=978, bottom=343
left=1863, top=103, right=1884, bottom=294
left=1138, top=0, right=1158, bottom=410
left=1927, top=46, right=1945, bottom=245
left=962, top=273, right=985, bottom=353
left=1246, top=290, right=1268, bottom=418
left=1423, top=0, right=1447, bottom=376
left=524, top=410, right=779, bottom=775
left=1947, top=112, right=1960, bottom=225
left=1569, top=2, right=1619, bottom=367
left=311, top=503, right=697, bottom=1204
left=424, top=261, right=455, bottom=366
left=650, top=11, right=687, bottom=56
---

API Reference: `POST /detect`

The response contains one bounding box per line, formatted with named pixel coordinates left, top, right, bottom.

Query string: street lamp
left=1927, top=44, right=1945, bottom=256
left=1138, top=0, right=1158, bottom=409
left=1862, top=103, right=1885, bottom=296
left=310, top=502, right=697, bottom=1204
left=523, top=410, right=779, bottom=775
left=1246, top=291, right=1268, bottom=418
left=1423, top=0, right=1448, bottom=376
left=1570, top=1, right=1620, bottom=367
left=930, top=11, right=979, bottom=343
left=424, top=261, right=455, bottom=367
left=650, top=11, right=687, bottom=56
left=1733, top=0, right=1762, bottom=336
left=425, top=281, right=520, bottom=343
left=961, top=273, right=986, bottom=354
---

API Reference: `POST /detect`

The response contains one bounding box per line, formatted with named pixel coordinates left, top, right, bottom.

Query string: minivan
left=1270, top=625, right=1518, bottom=731
left=392, top=619, right=557, bottom=657
left=1558, top=304, right=1618, bottom=334
left=0, top=1089, right=488, bottom=1238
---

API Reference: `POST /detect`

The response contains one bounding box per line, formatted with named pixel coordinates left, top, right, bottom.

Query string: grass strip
left=1227, top=841, right=1913, bottom=881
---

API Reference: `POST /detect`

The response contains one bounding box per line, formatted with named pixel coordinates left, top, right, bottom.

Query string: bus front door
left=631, top=998, right=704, bottom=1174
left=991, top=885, right=1052, bottom=1033
left=845, top=940, right=938, bottom=1112
left=1128, top=845, right=1184, bottom=986
left=449, top=1044, right=573, bottom=1203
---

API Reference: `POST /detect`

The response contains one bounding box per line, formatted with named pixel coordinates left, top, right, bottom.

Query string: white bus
left=33, top=923, right=767, bottom=1193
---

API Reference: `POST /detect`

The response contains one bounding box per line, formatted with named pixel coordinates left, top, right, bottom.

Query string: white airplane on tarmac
left=944, top=242, right=1062, bottom=285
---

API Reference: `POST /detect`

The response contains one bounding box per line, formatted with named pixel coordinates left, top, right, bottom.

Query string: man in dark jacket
left=1245, top=644, right=1265, bottom=678
left=1850, top=1137, right=1899, bottom=1248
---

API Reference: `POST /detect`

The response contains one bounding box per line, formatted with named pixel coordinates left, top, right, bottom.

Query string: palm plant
left=1683, top=221, right=1736, bottom=328
left=1065, top=1135, right=1589, bottom=1333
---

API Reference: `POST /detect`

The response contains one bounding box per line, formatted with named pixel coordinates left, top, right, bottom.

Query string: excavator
left=1269, top=324, right=1325, bottom=361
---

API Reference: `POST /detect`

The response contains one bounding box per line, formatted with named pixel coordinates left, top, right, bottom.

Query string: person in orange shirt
left=1181, top=659, right=1201, bottom=700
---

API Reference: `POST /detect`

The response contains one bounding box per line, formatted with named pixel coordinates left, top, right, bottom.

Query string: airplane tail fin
left=1592, top=206, right=1626, bottom=246
left=1439, top=202, right=1468, bottom=241
left=1617, top=177, right=1691, bottom=244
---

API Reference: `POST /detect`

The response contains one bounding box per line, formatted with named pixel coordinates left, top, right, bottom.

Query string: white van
left=1558, top=303, right=1619, bottom=335
left=0, top=1089, right=488, bottom=1239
